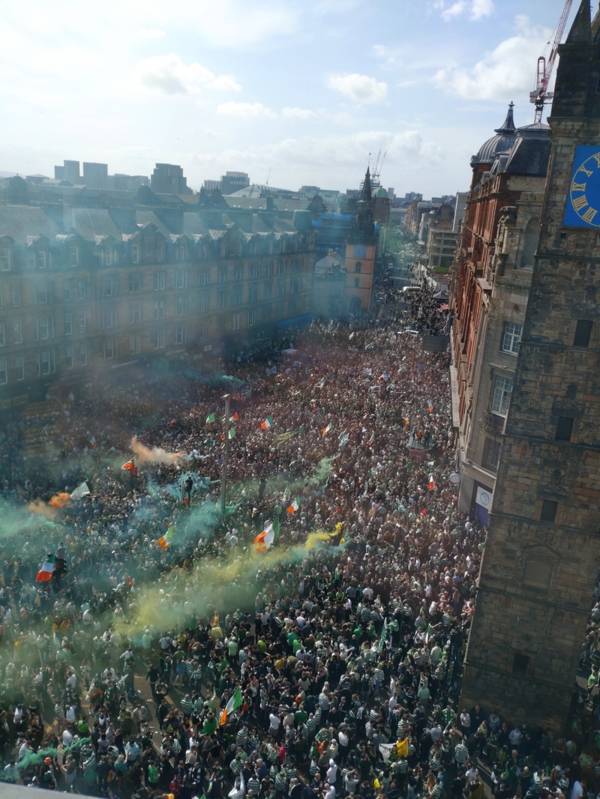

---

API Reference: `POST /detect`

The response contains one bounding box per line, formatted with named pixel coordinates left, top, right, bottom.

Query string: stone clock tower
left=461, top=0, right=600, bottom=730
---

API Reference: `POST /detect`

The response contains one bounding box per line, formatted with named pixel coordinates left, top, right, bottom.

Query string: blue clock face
left=564, top=145, right=600, bottom=229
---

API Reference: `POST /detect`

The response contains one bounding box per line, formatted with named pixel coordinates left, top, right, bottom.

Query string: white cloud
left=274, top=129, right=439, bottom=168
left=434, top=15, right=551, bottom=100
left=136, top=54, right=241, bottom=95
left=282, top=106, right=317, bottom=119
left=433, top=0, right=494, bottom=21
left=327, top=73, right=388, bottom=105
left=471, top=0, right=494, bottom=19
left=2, top=0, right=299, bottom=51
left=217, top=101, right=276, bottom=119
left=442, top=2, right=466, bottom=21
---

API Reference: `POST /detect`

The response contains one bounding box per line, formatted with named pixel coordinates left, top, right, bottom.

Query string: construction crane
left=530, top=0, right=574, bottom=124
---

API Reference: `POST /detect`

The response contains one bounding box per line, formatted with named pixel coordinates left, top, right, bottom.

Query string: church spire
left=361, top=167, right=372, bottom=202
left=566, top=0, right=592, bottom=44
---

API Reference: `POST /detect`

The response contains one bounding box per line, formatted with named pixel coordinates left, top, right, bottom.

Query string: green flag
left=228, top=427, right=237, bottom=440
left=201, top=716, right=217, bottom=735
left=206, top=413, right=216, bottom=424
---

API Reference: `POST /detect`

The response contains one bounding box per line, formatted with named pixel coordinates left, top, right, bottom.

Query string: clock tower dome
left=461, top=0, right=600, bottom=730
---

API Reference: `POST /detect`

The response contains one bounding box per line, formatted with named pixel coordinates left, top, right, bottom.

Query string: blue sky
left=1, top=0, right=576, bottom=197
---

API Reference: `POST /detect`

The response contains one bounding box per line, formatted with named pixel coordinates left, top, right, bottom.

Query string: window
left=128, top=272, right=143, bottom=292
left=231, top=286, right=242, bottom=306
left=175, top=271, right=187, bottom=290
left=70, top=246, right=80, bottom=267
left=78, top=310, right=89, bottom=334
left=64, top=345, right=74, bottom=369
left=37, top=350, right=56, bottom=376
left=250, top=263, right=258, bottom=280
left=248, top=309, right=256, bottom=327
left=218, top=267, right=227, bottom=285
left=218, top=290, right=226, bottom=309
left=103, top=276, right=118, bottom=297
left=199, top=270, right=209, bottom=287
left=540, top=500, right=558, bottom=523
left=574, top=320, right=593, bottom=348
left=175, top=325, right=185, bottom=345
left=176, top=243, right=187, bottom=262
left=234, top=264, right=243, bottom=282
left=104, top=338, right=116, bottom=360
left=355, top=262, right=362, bottom=274
left=482, top=437, right=501, bottom=472
left=151, top=327, right=166, bottom=349
left=101, top=247, right=116, bottom=267
left=200, top=294, right=210, bottom=313
left=129, top=334, right=141, bottom=355
left=103, top=308, right=117, bottom=330
left=11, top=285, right=21, bottom=307
left=78, top=344, right=88, bottom=367
left=76, top=279, right=89, bottom=300
left=555, top=416, right=574, bottom=442
left=36, top=284, right=50, bottom=305
left=232, top=313, right=241, bottom=332
left=0, top=247, right=12, bottom=271
left=354, top=277, right=360, bottom=288
left=153, top=271, right=166, bottom=291
left=0, top=357, right=6, bottom=385
left=36, top=249, right=48, bottom=269
left=491, top=375, right=513, bottom=416
left=12, top=319, right=23, bottom=345
left=36, top=317, right=54, bottom=341
left=131, top=243, right=141, bottom=264
left=129, top=303, right=143, bottom=325
left=512, top=653, right=530, bottom=676
left=248, top=284, right=258, bottom=304
left=64, top=313, right=73, bottom=336
left=153, top=299, right=166, bottom=320
left=0, top=322, right=5, bottom=346
left=14, top=355, right=24, bottom=381
left=176, top=295, right=187, bottom=316
left=501, top=322, right=522, bottom=355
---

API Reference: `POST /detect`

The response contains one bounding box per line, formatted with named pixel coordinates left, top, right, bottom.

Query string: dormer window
left=102, top=247, right=117, bottom=267
left=36, top=249, right=48, bottom=269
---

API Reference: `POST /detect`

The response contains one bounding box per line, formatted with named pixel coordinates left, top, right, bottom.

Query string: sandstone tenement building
left=461, top=0, right=600, bottom=729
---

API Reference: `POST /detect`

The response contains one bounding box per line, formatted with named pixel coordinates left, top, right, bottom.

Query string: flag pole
left=221, top=393, right=231, bottom=517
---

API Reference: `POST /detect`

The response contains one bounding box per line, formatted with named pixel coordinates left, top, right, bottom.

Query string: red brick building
left=450, top=104, right=550, bottom=518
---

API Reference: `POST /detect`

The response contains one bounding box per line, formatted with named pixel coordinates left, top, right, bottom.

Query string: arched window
left=519, top=218, right=540, bottom=268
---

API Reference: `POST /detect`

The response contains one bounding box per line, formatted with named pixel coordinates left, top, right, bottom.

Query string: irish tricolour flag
left=219, top=686, right=243, bottom=726
left=287, top=498, right=300, bottom=515
left=254, top=522, right=275, bottom=553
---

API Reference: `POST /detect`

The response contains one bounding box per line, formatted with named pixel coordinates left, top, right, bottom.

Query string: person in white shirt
left=327, top=759, right=338, bottom=786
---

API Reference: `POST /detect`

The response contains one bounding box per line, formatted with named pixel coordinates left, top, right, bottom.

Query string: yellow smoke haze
left=116, top=543, right=309, bottom=638
left=130, top=436, right=185, bottom=466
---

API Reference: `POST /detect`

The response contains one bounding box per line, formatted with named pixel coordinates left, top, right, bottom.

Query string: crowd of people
left=0, top=305, right=597, bottom=799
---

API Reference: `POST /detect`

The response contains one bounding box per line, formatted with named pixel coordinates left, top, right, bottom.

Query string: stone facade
left=461, top=1, right=600, bottom=730
left=0, top=208, right=314, bottom=413
left=451, top=112, right=550, bottom=522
